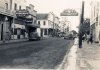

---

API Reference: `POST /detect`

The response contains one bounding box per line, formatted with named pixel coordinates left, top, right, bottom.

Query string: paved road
left=0, top=38, right=74, bottom=69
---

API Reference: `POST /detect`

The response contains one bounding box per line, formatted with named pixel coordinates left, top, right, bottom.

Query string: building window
left=43, top=21, right=46, bottom=25
left=38, top=21, right=40, bottom=25
left=10, top=0, right=12, bottom=10
left=19, top=6, right=21, bottom=10
left=5, top=3, right=8, bottom=10
left=14, top=3, right=17, bottom=10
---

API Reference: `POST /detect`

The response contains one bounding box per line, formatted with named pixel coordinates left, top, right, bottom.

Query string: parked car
left=29, top=32, right=41, bottom=41
left=64, top=34, right=74, bottom=40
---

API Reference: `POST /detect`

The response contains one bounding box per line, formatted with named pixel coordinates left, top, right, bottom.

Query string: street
left=0, top=38, right=74, bottom=69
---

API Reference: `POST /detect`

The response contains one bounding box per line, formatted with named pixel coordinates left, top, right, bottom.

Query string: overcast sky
left=26, top=0, right=99, bottom=31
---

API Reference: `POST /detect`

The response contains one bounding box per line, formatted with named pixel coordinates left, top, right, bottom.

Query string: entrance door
left=1, top=24, right=3, bottom=40
left=41, top=29, right=43, bottom=37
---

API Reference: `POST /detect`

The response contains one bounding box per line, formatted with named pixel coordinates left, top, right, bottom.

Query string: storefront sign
left=60, top=9, right=78, bottom=16
left=16, top=10, right=29, bottom=17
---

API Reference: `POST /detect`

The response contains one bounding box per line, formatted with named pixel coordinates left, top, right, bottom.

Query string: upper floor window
left=10, top=0, right=12, bottom=10
left=43, top=21, right=46, bottom=25
left=5, top=3, right=8, bottom=10
left=19, top=6, right=21, bottom=10
left=14, top=3, right=17, bottom=10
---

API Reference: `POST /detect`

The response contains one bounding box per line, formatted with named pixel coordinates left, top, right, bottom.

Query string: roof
left=36, top=14, right=48, bottom=20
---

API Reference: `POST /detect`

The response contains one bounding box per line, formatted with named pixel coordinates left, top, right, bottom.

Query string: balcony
left=0, top=7, right=15, bottom=17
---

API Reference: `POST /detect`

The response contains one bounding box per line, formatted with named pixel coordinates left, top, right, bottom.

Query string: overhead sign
left=16, top=10, right=29, bottom=17
left=25, top=18, right=33, bottom=23
left=60, top=9, right=78, bottom=16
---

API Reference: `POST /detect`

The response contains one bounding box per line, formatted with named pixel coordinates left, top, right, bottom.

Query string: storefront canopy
left=27, top=24, right=40, bottom=28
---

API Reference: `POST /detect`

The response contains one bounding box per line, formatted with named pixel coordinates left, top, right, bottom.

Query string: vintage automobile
left=29, top=32, right=41, bottom=41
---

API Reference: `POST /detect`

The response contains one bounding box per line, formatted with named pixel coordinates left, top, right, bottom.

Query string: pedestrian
left=89, top=34, right=93, bottom=44
left=82, top=34, right=85, bottom=41
left=86, top=34, right=90, bottom=44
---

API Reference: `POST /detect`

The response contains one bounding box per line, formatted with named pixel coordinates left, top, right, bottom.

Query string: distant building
left=36, top=12, right=60, bottom=38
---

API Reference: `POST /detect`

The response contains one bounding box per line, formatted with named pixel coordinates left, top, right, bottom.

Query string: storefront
left=11, top=23, right=26, bottom=39
left=0, top=14, right=13, bottom=41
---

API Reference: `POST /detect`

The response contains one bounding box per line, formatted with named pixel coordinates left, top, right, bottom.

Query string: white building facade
left=37, top=12, right=60, bottom=38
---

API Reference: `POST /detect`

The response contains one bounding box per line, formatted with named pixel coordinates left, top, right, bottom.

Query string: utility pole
left=52, top=12, right=55, bottom=37
left=79, top=1, right=84, bottom=48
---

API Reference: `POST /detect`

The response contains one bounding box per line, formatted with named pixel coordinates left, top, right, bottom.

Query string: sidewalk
left=57, top=38, right=78, bottom=70
left=0, top=39, right=28, bottom=45
left=76, top=41, right=100, bottom=70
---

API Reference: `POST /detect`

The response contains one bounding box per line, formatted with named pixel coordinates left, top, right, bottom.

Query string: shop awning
left=27, top=24, right=40, bottom=28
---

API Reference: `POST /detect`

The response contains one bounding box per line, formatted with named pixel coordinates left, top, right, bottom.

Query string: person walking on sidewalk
left=89, top=34, right=93, bottom=44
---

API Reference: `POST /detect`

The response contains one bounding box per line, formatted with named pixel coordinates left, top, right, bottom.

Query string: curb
left=0, top=39, right=28, bottom=45
left=57, top=38, right=78, bottom=70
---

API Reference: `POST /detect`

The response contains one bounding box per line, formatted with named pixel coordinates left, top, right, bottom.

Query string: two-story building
left=36, top=12, right=60, bottom=38
left=0, top=0, right=38, bottom=41
left=11, top=0, right=28, bottom=39
left=0, top=0, right=14, bottom=41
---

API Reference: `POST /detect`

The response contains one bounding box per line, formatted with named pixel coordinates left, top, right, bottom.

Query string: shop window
left=43, top=21, right=46, bottom=25
left=14, top=29, right=17, bottom=35
left=44, top=29, right=47, bottom=35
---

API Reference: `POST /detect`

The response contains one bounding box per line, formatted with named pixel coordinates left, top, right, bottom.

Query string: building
left=11, top=0, right=28, bottom=39
left=0, top=0, right=14, bottom=41
left=26, top=4, right=39, bottom=39
left=36, top=12, right=60, bottom=38
left=90, top=1, right=100, bottom=42
left=0, top=0, right=39, bottom=41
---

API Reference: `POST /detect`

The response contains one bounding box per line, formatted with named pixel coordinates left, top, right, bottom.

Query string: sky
left=26, top=0, right=99, bottom=32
